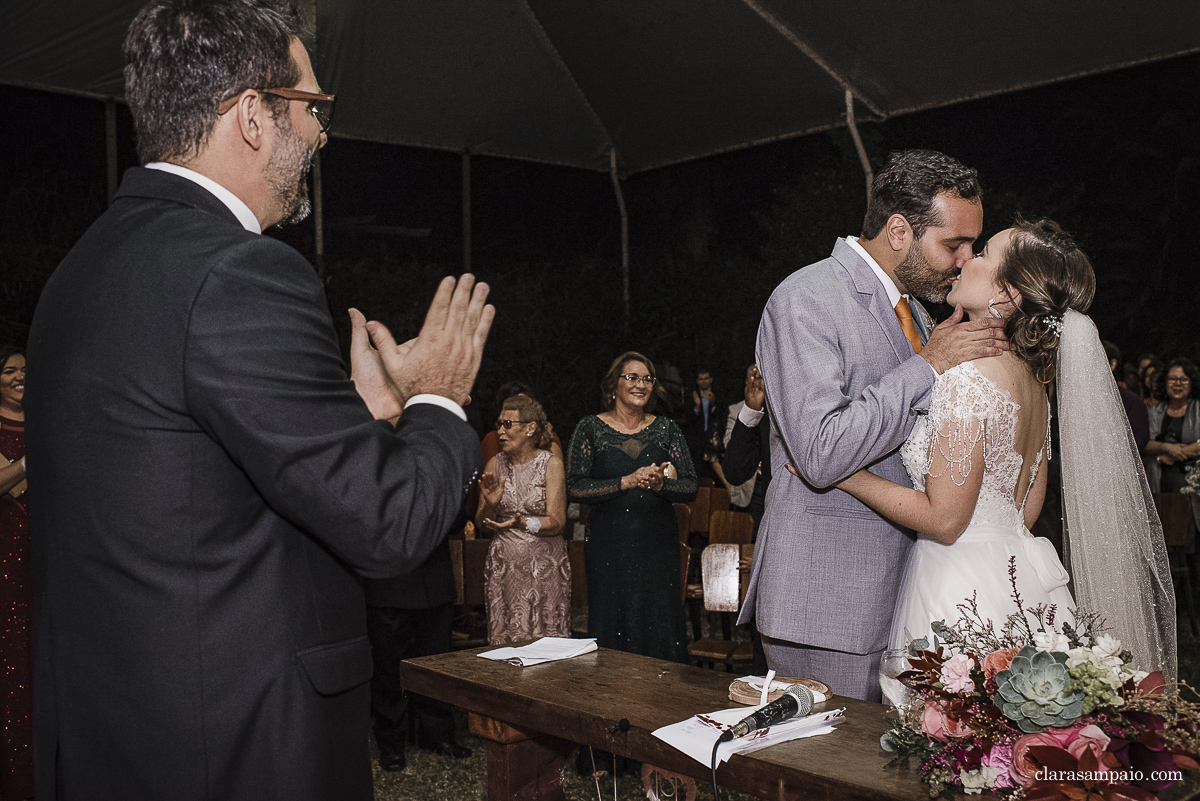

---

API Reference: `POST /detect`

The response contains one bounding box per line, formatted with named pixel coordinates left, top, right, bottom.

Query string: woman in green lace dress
left=567, top=351, right=696, bottom=662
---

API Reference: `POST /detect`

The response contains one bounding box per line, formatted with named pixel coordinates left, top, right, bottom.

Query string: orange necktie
left=894, top=297, right=923, bottom=354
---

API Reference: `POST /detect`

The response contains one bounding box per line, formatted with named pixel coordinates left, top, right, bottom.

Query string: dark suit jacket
left=25, top=167, right=480, bottom=801
left=722, top=413, right=771, bottom=487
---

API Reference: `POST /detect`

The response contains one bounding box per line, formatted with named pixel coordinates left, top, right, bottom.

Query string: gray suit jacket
left=739, top=238, right=936, bottom=654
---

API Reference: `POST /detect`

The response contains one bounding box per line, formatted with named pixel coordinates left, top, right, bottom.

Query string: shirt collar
left=145, top=162, right=262, bottom=234
left=846, top=236, right=904, bottom=309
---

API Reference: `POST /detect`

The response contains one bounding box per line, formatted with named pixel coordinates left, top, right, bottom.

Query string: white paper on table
left=737, top=675, right=829, bottom=704
left=652, top=705, right=846, bottom=766
left=477, top=637, right=597, bottom=666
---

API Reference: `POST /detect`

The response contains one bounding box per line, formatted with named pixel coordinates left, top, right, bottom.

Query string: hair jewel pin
left=1043, top=315, right=1064, bottom=336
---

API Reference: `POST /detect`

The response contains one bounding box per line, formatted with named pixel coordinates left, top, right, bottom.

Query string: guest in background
left=567, top=352, right=696, bottom=663
left=723, top=364, right=769, bottom=533
left=1103, top=340, right=1150, bottom=456
left=1141, top=355, right=1165, bottom=411
left=0, top=347, right=31, bottom=800
left=363, top=529, right=472, bottom=772
left=683, top=369, right=726, bottom=481
left=478, top=394, right=570, bottom=645
left=1146, top=358, right=1200, bottom=495
left=480, top=381, right=562, bottom=467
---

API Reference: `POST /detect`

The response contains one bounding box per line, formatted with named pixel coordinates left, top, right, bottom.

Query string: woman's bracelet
left=525, top=516, right=541, bottom=534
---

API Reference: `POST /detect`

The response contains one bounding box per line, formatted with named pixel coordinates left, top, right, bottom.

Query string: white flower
left=1092, top=634, right=1123, bottom=659
left=960, top=765, right=1001, bottom=794
left=1065, top=647, right=1097, bottom=670
left=1033, top=631, right=1070, bottom=653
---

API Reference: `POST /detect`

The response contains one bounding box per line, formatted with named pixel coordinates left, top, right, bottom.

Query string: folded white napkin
left=478, top=637, right=598, bottom=666
left=653, top=705, right=846, bottom=766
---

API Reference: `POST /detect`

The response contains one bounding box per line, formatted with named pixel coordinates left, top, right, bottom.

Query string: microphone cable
left=710, top=737, right=723, bottom=801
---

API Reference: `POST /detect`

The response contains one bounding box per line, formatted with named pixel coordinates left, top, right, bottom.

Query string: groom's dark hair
left=861, top=150, right=981, bottom=240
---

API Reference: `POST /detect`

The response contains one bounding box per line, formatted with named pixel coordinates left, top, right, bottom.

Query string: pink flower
left=1065, top=725, right=1110, bottom=772
left=921, top=701, right=949, bottom=742
left=1011, top=728, right=1086, bottom=784
left=940, top=653, right=977, bottom=694
left=982, top=648, right=1019, bottom=680
left=920, top=699, right=972, bottom=742
left=980, top=743, right=1018, bottom=790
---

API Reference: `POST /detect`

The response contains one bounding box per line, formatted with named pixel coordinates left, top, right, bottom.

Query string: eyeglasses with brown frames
left=217, top=87, right=336, bottom=133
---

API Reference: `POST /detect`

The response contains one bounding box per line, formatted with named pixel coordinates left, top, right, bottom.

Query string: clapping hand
left=482, top=514, right=520, bottom=532
left=745, top=367, right=765, bottom=411
left=353, top=275, right=495, bottom=410
left=479, top=471, right=504, bottom=507
left=349, top=307, right=403, bottom=421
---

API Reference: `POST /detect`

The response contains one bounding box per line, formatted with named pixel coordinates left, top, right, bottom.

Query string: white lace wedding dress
left=887, top=362, right=1075, bottom=662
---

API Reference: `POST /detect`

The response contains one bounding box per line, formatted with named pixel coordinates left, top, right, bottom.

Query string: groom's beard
left=895, top=240, right=953, bottom=305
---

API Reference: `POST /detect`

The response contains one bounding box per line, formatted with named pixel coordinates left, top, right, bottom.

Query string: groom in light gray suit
left=739, top=150, right=1007, bottom=701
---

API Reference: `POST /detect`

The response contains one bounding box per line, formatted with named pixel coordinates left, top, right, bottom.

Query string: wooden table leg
left=469, top=711, right=575, bottom=801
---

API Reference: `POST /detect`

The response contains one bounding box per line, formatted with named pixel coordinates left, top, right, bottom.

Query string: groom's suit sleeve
left=183, top=236, right=479, bottom=580
left=756, top=272, right=935, bottom=489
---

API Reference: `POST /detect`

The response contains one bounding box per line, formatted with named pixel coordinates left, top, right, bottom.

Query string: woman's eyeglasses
left=619, top=374, right=655, bottom=386
left=495, top=419, right=534, bottom=431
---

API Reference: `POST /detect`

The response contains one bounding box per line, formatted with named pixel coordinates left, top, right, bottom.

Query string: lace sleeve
left=659, top=419, right=698, bottom=503
left=565, top=416, right=624, bottom=504
left=924, top=365, right=993, bottom=487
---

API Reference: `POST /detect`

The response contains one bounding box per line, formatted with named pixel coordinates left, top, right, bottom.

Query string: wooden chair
left=679, top=541, right=691, bottom=607
left=698, top=477, right=716, bottom=488
left=708, top=510, right=754, bottom=545
left=1153, top=493, right=1197, bottom=635
left=672, top=503, right=692, bottom=545
left=686, top=543, right=755, bottom=671
left=567, top=540, right=589, bottom=637
left=708, top=486, right=730, bottom=514
left=687, top=486, right=711, bottom=535
left=449, top=539, right=491, bottom=647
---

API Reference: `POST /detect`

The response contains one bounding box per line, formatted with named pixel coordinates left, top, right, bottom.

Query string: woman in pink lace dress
left=477, top=394, right=570, bottom=645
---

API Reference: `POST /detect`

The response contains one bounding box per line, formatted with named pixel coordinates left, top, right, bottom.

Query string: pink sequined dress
left=0, top=415, right=31, bottom=799
left=484, top=449, right=571, bottom=645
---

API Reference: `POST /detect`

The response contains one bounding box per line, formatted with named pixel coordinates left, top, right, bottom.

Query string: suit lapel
left=831, top=238, right=911, bottom=363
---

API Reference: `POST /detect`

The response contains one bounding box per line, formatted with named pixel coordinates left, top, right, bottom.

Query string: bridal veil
left=1058, top=310, right=1177, bottom=684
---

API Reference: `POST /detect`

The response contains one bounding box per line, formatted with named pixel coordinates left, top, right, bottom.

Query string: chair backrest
left=1154, top=493, right=1192, bottom=548
left=673, top=503, right=692, bottom=545
left=568, top=540, right=587, bottom=608
left=709, top=486, right=730, bottom=514
left=450, top=539, right=491, bottom=606
left=708, top=510, right=754, bottom=544
left=679, top=541, right=691, bottom=606
left=698, top=477, right=716, bottom=488
left=701, top=543, right=742, bottom=612
left=688, top=486, right=711, bottom=533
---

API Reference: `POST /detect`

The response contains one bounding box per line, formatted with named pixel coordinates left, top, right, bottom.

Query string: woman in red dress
left=0, top=347, right=31, bottom=800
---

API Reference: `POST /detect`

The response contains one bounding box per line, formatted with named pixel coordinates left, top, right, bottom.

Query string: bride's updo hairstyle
left=995, top=217, right=1096, bottom=385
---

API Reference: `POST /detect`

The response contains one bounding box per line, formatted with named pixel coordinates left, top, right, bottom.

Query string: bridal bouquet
left=880, top=563, right=1200, bottom=799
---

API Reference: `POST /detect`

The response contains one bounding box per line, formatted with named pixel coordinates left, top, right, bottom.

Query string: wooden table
left=399, top=646, right=929, bottom=801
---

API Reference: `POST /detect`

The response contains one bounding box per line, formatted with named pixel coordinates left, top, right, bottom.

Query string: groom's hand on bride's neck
left=920, top=304, right=1010, bottom=374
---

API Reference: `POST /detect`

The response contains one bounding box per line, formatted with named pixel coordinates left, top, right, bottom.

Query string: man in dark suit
left=364, top=534, right=470, bottom=772
left=25, top=2, right=493, bottom=799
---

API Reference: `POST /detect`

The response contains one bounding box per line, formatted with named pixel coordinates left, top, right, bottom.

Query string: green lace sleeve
left=658, top=418, right=698, bottom=503
left=566, top=416, right=624, bottom=504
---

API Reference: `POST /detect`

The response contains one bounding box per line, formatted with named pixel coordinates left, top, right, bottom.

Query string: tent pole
left=609, top=149, right=629, bottom=329
left=845, top=88, right=873, bottom=203
left=105, top=100, right=118, bottom=206
left=312, top=151, right=325, bottom=278
left=462, top=152, right=471, bottom=273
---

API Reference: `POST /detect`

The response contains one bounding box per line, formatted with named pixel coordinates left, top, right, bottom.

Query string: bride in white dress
left=837, top=218, right=1176, bottom=698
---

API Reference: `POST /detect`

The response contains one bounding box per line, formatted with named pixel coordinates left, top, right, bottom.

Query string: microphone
left=717, top=684, right=814, bottom=743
